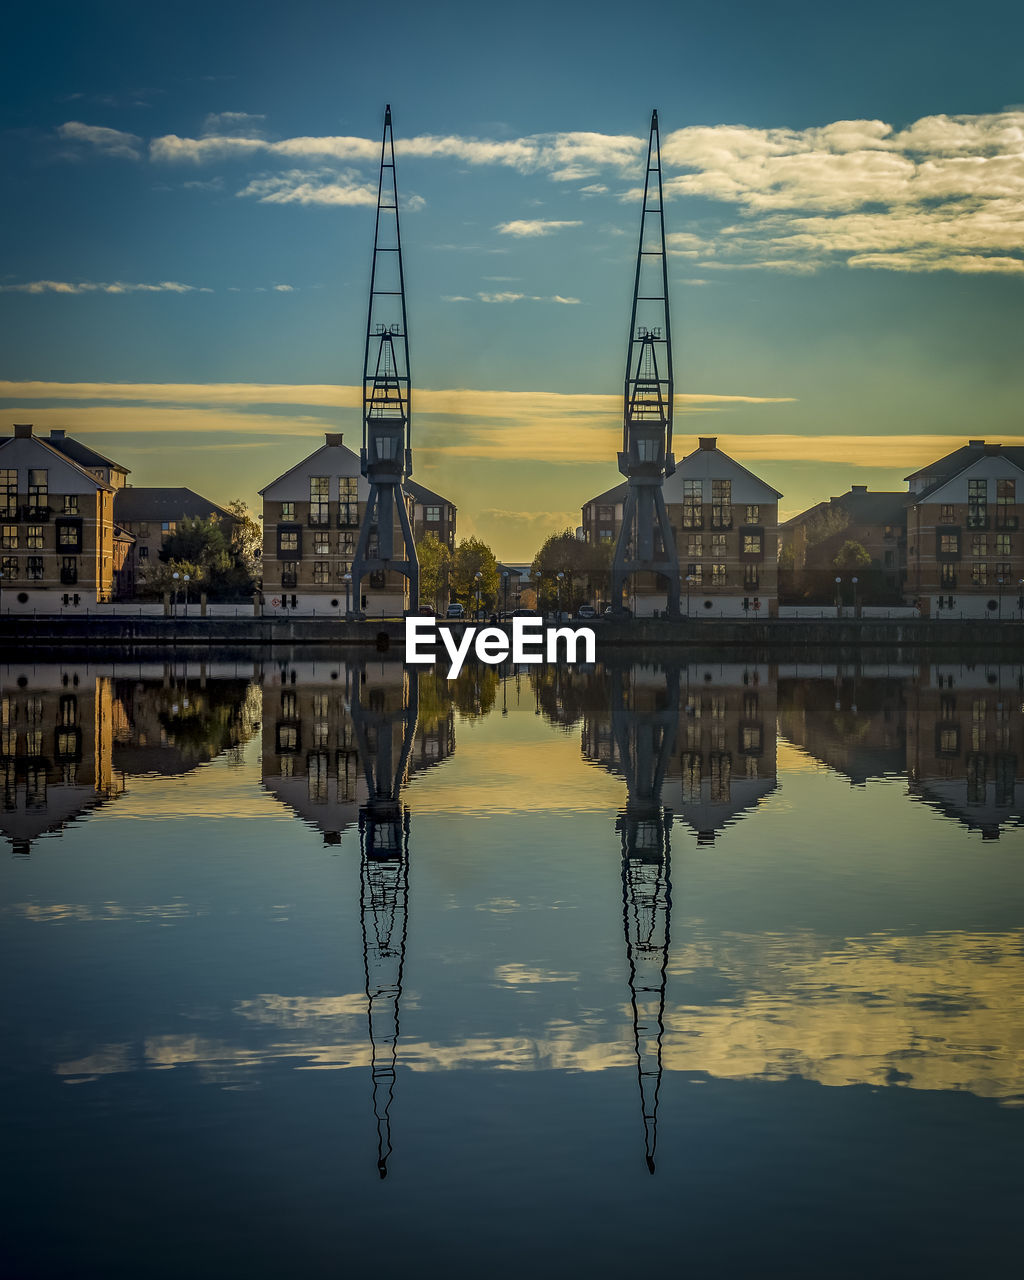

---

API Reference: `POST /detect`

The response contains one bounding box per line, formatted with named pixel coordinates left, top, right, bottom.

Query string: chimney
left=698, top=436, right=717, bottom=451
left=14, top=423, right=33, bottom=439
left=49, top=428, right=66, bottom=442
left=851, top=484, right=867, bottom=493
left=325, top=432, right=343, bottom=447
left=968, top=439, right=984, bottom=448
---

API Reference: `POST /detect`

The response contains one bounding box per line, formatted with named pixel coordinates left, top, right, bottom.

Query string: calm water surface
left=1, top=652, right=1022, bottom=1278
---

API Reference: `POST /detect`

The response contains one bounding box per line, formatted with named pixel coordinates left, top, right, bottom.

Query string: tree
left=227, top=499, right=262, bottom=578
left=452, top=536, right=500, bottom=613
left=530, top=529, right=613, bottom=614
left=143, top=514, right=255, bottom=600
left=416, top=532, right=453, bottom=612
left=833, top=540, right=872, bottom=569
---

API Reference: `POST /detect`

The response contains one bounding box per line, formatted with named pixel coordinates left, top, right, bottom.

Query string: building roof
left=114, top=487, right=237, bottom=524
left=0, top=431, right=115, bottom=492
left=43, top=430, right=130, bottom=476
left=404, top=478, right=455, bottom=508
left=585, top=482, right=628, bottom=508
left=906, top=441, right=1024, bottom=496
left=781, top=488, right=911, bottom=529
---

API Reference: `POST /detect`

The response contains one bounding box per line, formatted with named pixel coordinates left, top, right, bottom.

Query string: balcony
left=995, top=513, right=1019, bottom=531
left=60, top=568, right=78, bottom=586
left=23, top=505, right=51, bottom=521
left=337, top=505, right=360, bottom=528
left=966, top=513, right=989, bottom=530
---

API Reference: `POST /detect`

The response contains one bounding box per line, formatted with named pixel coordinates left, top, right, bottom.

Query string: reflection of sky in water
left=1, top=657, right=1022, bottom=1276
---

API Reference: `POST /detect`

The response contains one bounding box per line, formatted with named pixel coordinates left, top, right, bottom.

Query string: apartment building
left=0, top=424, right=118, bottom=612
left=905, top=440, right=1024, bottom=618
left=780, top=486, right=910, bottom=600
left=114, top=487, right=238, bottom=587
left=582, top=436, right=782, bottom=617
left=406, top=479, right=457, bottom=550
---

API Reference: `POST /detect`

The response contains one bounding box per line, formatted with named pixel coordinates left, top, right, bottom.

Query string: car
left=511, top=607, right=539, bottom=617
left=445, top=602, right=465, bottom=618
left=604, top=605, right=632, bottom=617
left=417, top=604, right=435, bottom=616
left=576, top=605, right=596, bottom=619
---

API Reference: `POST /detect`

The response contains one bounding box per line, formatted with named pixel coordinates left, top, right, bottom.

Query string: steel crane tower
left=351, top=105, right=419, bottom=614
left=610, top=110, right=681, bottom=617
left=611, top=662, right=679, bottom=1172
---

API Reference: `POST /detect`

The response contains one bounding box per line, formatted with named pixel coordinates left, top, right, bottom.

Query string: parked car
left=577, top=604, right=596, bottom=619
left=511, top=607, right=539, bottom=617
left=445, top=602, right=465, bottom=618
left=417, top=604, right=435, bottom=616
left=604, top=605, right=632, bottom=617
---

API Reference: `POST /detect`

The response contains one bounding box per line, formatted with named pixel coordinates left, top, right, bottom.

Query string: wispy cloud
left=201, top=111, right=266, bottom=136
left=235, top=168, right=378, bottom=206
left=496, top=219, right=583, bottom=237
left=0, top=280, right=208, bottom=295
left=56, top=121, right=142, bottom=160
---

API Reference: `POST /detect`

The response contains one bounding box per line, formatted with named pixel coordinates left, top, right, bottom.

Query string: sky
left=2, top=0, right=1023, bottom=559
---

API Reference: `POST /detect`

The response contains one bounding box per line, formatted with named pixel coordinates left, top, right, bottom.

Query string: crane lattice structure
left=611, top=663, right=679, bottom=1172
left=353, top=669, right=419, bottom=1178
left=351, top=105, right=419, bottom=614
left=610, top=110, right=680, bottom=617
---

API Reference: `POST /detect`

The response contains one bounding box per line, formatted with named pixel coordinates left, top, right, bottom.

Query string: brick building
left=582, top=436, right=782, bottom=617
left=779, top=486, right=910, bottom=601
left=405, top=479, right=457, bottom=550
left=0, top=424, right=118, bottom=612
left=114, top=487, right=238, bottom=590
left=904, top=440, right=1024, bottom=618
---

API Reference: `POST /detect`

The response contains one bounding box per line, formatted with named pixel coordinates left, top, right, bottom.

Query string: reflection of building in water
left=584, top=662, right=778, bottom=844
left=1, top=664, right=261, bottom=855
left=609, top=664, right=678, bottom=1173
left=777, top=667, right=908, bottom=784
left=260, top=661, right=453, bottom=842
left=1, top=667, right=121, bottom=855
left=907, top=663, right=1024, bottom=838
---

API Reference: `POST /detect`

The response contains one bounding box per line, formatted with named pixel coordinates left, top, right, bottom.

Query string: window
left=996, top=478, right=1015, bottom=506
left=682, top=479, right=702, bottom=528
left=636, top=437, right=658, bottom=462
left=996, top=562, right=1012, bottom=580
left=27, top=556, right=44, bottom=581
left=27, top=526, right=44, bottom=550
left=281, top=564, right=297, bottom=588
left=711, top=480, right=732, bottom=529
left=278, top=528, right=300, bottom=558
left=314, top=532, right=331, bottom=556
left=711, top=563, right=726, bottom=585
left=742, top=533, right=762, bottom=555
left=744, top=563, right=759, bottom=588
left=309, top=477, right=329, bottom=525
left=940, top=563, right=956, bottom=586
left=281, top=501, right=296, bottom=522
left=970, top=562, right=987, bottom=586
left=339, top=478, right=358, bottom=525
left=426, top=505, right=440, bottom=522
left=939, top=504, right=955, bottom=521
left=884, top=550, right=894, bottom=568
left=968, top=478, right=987, bottom=528
left=1, top=526, right=16, bottom=550
left=0, top=470, right=15, bottom=519
left=939, top=533, right=960, bottom=556
left=375, top=435, right=398, bottom=461
left=313, top=560, right=330, bottom=584
left=687, top=534, right=703, bottom=558
left=597, top=504, right=615, bottom=522
left=139, top=546, right=149, bottom=559
left=971, top=534, right=987, bottom=557
left=339, top=531, right=356, bottom=559
left=137, top=521, right=149, bottom=537
left=744, top=505, right=760, bottom=523
left=994, top=533, right=1010, bottom=556
left=161, top=520, right=176, bottom=535
left=27, top=469, right=48, bottom=514
left=711, top=534, right=727, bottom=558
left=599, top=529, right=613, bottom=542
left=60, top=557, right=77, bottom=585
left=1, top=556, right=16, bottom=580
left=57, top=522, right=81, bottom=550
left=686, top=563, right=703, bottom=584
left=741, top=725, right=763, bottom=755
left=63, top=495, right=79, bottom=516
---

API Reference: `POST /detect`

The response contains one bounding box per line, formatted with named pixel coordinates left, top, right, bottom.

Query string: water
left=1, top=652, right=1021, bottom=1278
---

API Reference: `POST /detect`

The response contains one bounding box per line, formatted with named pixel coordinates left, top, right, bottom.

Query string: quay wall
left=1, top=614, right=1022, bottom=651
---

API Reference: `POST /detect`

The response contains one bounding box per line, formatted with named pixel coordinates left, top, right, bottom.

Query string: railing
left=995, top=514, right=1019, bottom=531
left=966, top=514, right=989, bottom=530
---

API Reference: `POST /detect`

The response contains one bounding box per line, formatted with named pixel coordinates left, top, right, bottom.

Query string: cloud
left=56, top=121, right=142, bottom=160
left=496, top=219, right=583, bottom=237
left=201, top=111, right=266, bottom=136
left=0, top=280, right=207, bottom=294
left=272, top=284, right=294, bottom=292
left=657, top=111, right=1024, bottom=275
left=235, top=168, right=378, bottom=206
left=476, top=292, right=580, bottom=303
left=478, top=291, right=525, bottom=302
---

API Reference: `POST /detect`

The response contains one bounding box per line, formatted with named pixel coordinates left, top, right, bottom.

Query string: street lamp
left=997, top=576, right=1005, bottom=619
left=502, top=569, right=510, bottom=619
left=1018, top=578, right=1024, bottom=621
left=343, top=572, right=352, bottom=619
left=172, top=570, right=180, bottom=617
left=685, top=573, right=695, bottom=617
left=183, top=573, right=191, bottom=617
left=557, top=571, right=565, bottom=620
left=851, top=575, right=859, bottom=618
left=834, top=575, right=842, bottom=616
left=474, top=570, right=482, bottom=619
